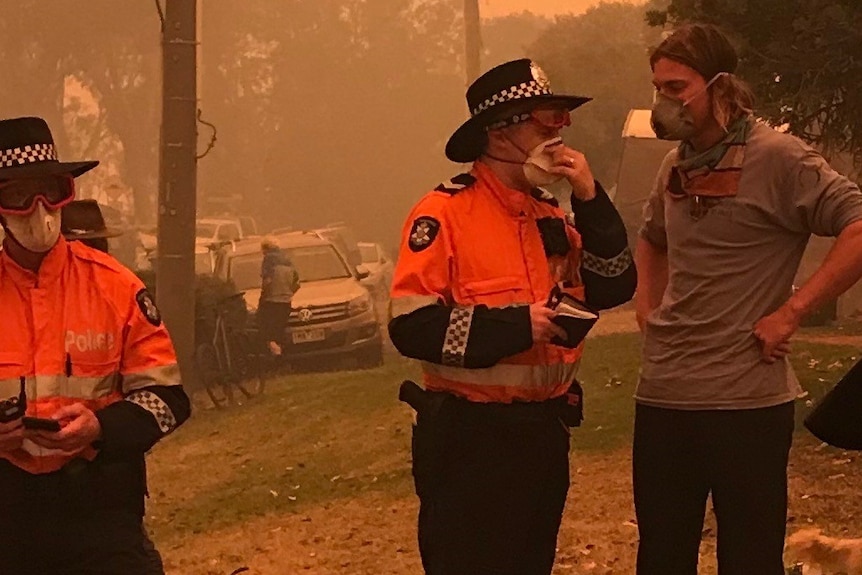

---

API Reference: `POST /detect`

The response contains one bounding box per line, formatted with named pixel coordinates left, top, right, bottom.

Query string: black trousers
left=413, top=398, right=571, bottom=575
left=633, top=402, right=795, bottom=575
left=0, top=511, right=164, bottom=575
left=258, top=300, right=292, bottom=345
left=0, top=457, right=163, bottom=574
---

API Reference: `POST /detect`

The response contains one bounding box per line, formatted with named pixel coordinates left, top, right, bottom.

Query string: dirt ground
left=159, top=438, right=862, bottom=575
left=155, top=310, right=862, bottom=574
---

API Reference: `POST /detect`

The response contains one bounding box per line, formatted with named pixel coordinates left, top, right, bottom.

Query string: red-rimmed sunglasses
left=530, top=107, right=571, bottom=130
left=0, top=175, right=75, bottom=215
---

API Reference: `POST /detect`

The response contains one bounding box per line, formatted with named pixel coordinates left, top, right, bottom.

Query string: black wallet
left=546, top=290, right=599, bottom=348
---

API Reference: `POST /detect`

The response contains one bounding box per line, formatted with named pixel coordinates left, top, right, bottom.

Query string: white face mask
left=4, top=202, right=62, bottom=253
left=523, top=137, right=565, bottom=188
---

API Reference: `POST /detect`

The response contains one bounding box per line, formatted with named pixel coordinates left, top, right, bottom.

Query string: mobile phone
left=22, top=417, right=61, bottom=432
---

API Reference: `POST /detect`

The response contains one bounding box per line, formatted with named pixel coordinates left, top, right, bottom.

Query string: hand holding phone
left=22, top=417, right=61, bottom=433
left=25, top=403, right=101, bottom=453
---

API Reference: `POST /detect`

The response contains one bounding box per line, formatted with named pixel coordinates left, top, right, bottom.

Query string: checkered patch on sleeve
left=582, top=247, right=633, bottom=278
left=442, top=306, right=475, bottom=367
left=126, top=389, right=177, bottom=434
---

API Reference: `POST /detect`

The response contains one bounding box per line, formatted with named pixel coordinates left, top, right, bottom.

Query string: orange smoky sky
left=480, top=0, right=643, bottom=18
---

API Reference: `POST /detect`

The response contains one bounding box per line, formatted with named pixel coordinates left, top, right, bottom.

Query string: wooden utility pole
left=158, top=0, right=197, bottom=386
left=464, top=0, right=482, bottom=84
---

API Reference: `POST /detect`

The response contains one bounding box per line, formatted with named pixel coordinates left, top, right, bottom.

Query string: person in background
left=259, top=235, right=300, bottom=356
left=61, top=198, right=123, bottom=254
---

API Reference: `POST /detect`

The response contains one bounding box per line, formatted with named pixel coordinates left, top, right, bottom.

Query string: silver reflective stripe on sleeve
left=581, top=247, right=633, bottom=277
left=123, top=364, right=181, bottom=393
left=441, top=306, right=474, bottom=367
left=125, top=389, right=177, bottom=434
left=390, top=295, right=441, bottom=318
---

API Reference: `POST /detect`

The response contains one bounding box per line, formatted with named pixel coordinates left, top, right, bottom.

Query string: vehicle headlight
left=348, top=294, right=372, bottom=316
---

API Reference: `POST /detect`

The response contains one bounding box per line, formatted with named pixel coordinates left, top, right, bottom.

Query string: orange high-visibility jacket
left=0, top=237, right=181, bottom=474
left=390, top=162, right=587, bottom=403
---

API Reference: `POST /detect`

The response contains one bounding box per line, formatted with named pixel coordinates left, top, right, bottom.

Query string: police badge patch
left=408, top=216, right=440, bottom=252
left=530, top=61, right=551, bottom=90
left=136, top=289, right=162, bottom=327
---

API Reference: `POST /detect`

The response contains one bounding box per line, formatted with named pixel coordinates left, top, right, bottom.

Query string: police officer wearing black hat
left=0, top=116, right=190, bottom=574
left=390, top=59, right=635, bottom=575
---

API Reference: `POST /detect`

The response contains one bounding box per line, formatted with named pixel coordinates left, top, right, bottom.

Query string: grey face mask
left=650, top=93, right=697, bottom=141
left=650, top=72, right=727, bottom=141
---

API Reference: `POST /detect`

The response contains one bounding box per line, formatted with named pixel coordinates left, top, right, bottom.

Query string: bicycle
left=195, top=292, right=266, bottom=408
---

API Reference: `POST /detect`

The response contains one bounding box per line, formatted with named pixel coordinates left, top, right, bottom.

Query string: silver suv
left=214, top=232, right=383, bottom=368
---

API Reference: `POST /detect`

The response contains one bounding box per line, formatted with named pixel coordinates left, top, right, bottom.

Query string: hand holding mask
left=526, top=137, right=596, bottom=200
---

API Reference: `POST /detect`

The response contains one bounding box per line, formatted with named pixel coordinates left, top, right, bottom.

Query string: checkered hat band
left=0, top=143, right=57, bottom=168
left=472, top=80, right=553, bottom=116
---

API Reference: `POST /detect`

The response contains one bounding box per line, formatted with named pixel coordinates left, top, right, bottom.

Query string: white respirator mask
left=3, top=201, right=62, bottom=253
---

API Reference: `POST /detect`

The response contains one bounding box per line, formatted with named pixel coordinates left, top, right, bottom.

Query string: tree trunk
left=464, top=0, right=482, bottom=85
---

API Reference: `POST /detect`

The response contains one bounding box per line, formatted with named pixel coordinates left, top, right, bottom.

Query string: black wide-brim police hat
left=0, top=117, right=98, bottom=179
left=804, top=356, right=862, bottom=450
left=61, top=199, right=124, bottom=240
left=445, top=59, right=591, bottom=164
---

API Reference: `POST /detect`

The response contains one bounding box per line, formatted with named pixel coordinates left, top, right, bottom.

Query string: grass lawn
left=147, top=334, right=862, bottom=574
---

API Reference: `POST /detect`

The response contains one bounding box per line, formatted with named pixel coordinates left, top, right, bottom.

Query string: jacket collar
left=472, top=161, right=532, bottom=217
left=1, top=236, right=69, bottom=288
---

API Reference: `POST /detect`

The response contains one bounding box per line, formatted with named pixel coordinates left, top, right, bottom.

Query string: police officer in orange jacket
left=389, top=59, right=636, bottom=575
left=0, top=117, right=190, bottom=574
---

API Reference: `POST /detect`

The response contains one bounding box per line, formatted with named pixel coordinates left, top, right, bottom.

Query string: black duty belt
left=399, top=379, right=568, bottom=425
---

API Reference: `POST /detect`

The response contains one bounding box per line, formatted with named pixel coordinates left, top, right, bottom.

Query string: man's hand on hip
left=754, top=304, right=801, bottom=364
left=530, top=302, right=567, bottom=344
left=26, top=403, right=101, bottom=454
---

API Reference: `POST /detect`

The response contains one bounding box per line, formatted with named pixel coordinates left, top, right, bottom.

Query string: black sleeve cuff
left=96, top=385, right=191, bottom=459
left=389, top=306, right=451, bottom=363
left=583, top=264, right=637, bottom=310
left=571, top=181, right=629, bottom=258
left=389, top=304, right=533, bottom=368
left=464, top=305, right=532, bottom=368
